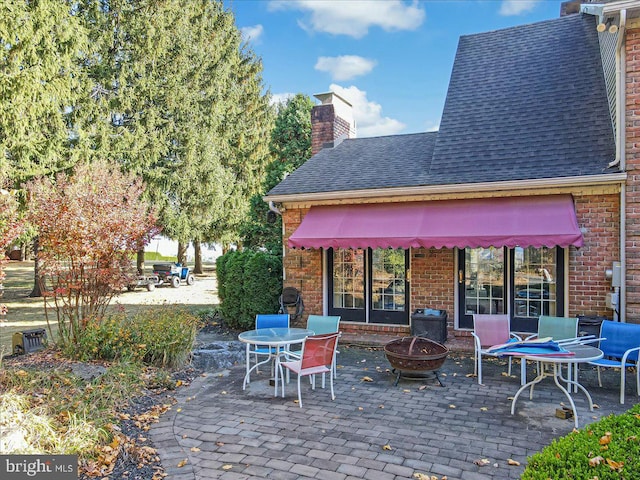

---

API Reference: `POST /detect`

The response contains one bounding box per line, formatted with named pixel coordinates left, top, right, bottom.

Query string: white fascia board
left=263, top=173, right=627, bottom=204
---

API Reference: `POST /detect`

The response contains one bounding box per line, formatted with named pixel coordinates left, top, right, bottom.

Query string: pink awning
left=288, top=195, right=583, bottom=250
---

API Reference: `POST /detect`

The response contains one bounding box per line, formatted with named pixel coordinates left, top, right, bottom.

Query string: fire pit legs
left=391, top=368, right=445, bottom=387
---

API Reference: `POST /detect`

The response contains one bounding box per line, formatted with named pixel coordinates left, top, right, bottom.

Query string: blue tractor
left=152, top=263, right=195, bottom=288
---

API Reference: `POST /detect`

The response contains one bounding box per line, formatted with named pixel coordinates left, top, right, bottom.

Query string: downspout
left=617, top=10, right=627, bottom=322
left=268, top=201, right=286, bottom=280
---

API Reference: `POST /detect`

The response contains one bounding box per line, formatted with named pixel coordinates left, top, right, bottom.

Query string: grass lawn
left=1, top=260, right=218, bottom=355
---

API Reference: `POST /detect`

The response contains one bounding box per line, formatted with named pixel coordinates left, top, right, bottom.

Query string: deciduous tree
left=26, top=160, right=157, bottom=347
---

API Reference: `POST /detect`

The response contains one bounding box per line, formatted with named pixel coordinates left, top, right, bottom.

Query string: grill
left=384, top=336, right=449, bottom=386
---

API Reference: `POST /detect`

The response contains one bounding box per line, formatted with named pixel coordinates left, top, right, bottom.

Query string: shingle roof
left=268, top=13, right=616, bottom=198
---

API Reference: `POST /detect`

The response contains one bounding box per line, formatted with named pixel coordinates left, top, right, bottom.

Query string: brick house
left=264, top=2, right=640, bottom=341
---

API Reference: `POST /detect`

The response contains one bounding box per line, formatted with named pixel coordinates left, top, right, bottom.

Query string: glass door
left=458, top=247, right=506, bottom=329
left=369, top=248, right=409, bottom=324
left=328, top=248, right=366, bottom=322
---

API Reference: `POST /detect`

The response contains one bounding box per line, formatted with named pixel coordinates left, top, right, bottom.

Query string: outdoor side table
left=510, top=344, right=603, bottom=429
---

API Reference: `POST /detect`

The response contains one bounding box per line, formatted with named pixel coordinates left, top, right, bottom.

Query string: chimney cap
left=314, top=91, right=352, bottom=107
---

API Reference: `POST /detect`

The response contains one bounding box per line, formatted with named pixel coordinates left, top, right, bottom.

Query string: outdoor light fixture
left=597, top=18, right=618, bottom=34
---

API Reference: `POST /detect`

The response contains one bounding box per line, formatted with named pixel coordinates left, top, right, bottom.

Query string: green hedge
left=216, top=250, right=282, bottom=329
left=522, top=403, right=640, bottom=479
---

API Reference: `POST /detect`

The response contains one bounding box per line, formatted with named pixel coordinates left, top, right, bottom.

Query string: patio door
left=458, top=246, right=564, bottom=332
left=457, top=247, right=506, bottom=329
left=328, top=248, right=409, bottom=324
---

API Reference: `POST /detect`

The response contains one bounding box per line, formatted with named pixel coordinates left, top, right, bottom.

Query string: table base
left=511, top=362, right=595, bottom=429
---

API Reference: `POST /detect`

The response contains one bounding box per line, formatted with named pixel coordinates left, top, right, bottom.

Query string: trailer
left=127, top=274, right=159, bottom=291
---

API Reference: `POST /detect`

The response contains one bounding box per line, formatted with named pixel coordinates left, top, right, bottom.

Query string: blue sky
left=225, top=0, right=567, bottom=137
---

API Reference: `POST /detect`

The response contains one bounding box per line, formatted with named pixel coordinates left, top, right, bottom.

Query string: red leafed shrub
left=0, top=188, right=23, bottom=319
left=26, top=160, right=158, bottom=347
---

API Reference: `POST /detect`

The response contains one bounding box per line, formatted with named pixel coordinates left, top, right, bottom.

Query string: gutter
left=264, top=173, right=627, bottom=204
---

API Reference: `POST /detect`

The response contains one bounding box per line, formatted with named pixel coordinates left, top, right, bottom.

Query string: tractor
left=152, top=263, right=195, bottom=288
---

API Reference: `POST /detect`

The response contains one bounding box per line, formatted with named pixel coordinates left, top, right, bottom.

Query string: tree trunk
left=29, top=236, right=42, bottom=297
left=193, top=241, right=203, bottom=274
left=177, top=242, right=188, bottom=265
left=136, top=249, right=145, bottom=275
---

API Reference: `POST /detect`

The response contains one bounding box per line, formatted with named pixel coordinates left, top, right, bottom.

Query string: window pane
left=464, top=247, right=504, bottom=315
left=514, top=246, right=557, bottom=318
left=333, top=248, right=365, bottom=310
left=371, top=248, right=406, bottom=311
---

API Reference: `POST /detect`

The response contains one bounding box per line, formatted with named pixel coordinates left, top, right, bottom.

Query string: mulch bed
left=2, top=348, right=204, bottom=480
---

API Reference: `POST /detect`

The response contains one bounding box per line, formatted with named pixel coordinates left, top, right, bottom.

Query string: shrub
left=71, top=306, right=201, bottom=368
left=522, top=403, right=640, bottom=479
left=216, top=250, right=282, bottom=330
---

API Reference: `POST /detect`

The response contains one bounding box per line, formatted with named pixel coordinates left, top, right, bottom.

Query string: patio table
left=510, top=344, right=603, bottom=429
left=238, top=327, right=314, bottom=395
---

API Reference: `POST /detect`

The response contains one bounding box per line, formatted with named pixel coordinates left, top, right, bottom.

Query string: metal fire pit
left=384, top=336, right=449, bottom=386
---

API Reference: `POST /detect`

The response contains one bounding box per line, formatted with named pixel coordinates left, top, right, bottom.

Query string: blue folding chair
left=588, top=320, right=640, bottom=404
left=253, top=314, right=290, bottom=372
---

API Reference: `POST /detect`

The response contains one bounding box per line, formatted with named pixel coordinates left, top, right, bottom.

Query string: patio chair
left=472, top=314, right=522, bottom=385
left=588, top=320, right=640, bottom=404
left=278, top=287, right=304, bottom=322
left=279, top=332, right=341, bottom=407
left=524, top=316, right=579, bottom=384
left=288, top=315, right=341, bottom=381
left=253, top=313, right=290, bottom=372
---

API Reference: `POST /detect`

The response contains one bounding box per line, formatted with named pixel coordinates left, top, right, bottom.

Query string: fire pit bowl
left=384, top=336, right=449, bottom=386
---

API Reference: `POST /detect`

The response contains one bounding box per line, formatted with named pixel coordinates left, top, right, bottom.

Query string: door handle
left=458, top=269, right=463, bottom=284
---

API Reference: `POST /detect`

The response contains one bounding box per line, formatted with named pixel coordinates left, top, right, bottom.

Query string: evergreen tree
left=241, top=94, right=313, bottom=253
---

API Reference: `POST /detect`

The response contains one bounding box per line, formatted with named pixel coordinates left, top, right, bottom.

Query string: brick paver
left=151, top=345, right=632, bottom=479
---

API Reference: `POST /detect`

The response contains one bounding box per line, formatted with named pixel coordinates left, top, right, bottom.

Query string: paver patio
left=150, top=343, right=634, bottom=480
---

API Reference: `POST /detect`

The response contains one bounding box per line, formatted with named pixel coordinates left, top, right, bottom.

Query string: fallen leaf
left=176, top=380, right=183, bottom=387
left=466, top=373, right=476, bottom=378
left=474, top=458, right=491, bottom=467
left=589, top=456, right=605, bottom=467
left=606, top=458, right=624, bottom=471
left=599, top=433, right=612, bottom=445
left=358, top=407, right=364, bottom=411
left=190, top=447, right=200, bottom=452
left=403, top=389, right=411, bottom=393
left=419, top=385, right=427, bottom=390
left=221, top=391, right=227, bottom=395
left=378, top=405, right=385, bottom=409
left=222, top=465, right=232, bottom=471
left=382, top=444, right=392, bottom=450
left=216, top=442, right=224, bottom=446
left=176, top=408, right=182, bottom=413
left=507, top=459, right=520, bottom=466
left=361, top=376, right=374, bottom=382
left=480, top=407, right=488, bottom=412
left=177, top=459, right=188, bottom=468
left=449, top=404, right=456, bottom=409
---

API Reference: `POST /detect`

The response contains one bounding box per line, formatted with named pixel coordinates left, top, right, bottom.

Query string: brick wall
left=570, top=193, right=619, bottom=319
left=626, top=26, right=640, bottom=323
left=282, top=207, right=323, bottom=327
left=410, top=247, right=455, bottom=330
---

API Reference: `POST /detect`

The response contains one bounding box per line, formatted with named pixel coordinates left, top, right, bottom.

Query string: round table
left=510, top=344, right=603, bottom=428
left=238, top=327, right=314, bottom=393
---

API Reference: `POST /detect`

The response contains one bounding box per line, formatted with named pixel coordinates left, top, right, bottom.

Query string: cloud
left=270, top=92, right=296, bottom=106
left=329, top=84, right=405, bottom=137
left=269, top=0, right=425, bottom=39
left=315, top=55, right=377, bottom=81
left=498, top=0, right=540, bottom=16
left=240, top=24, right=264, bottom=43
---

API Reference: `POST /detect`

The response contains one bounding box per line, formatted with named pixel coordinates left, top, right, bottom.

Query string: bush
left=216, top=250, right=282, bottom=330
left=522, top=403, right=640, bottom=479
left=71, top=306, right=202, bottom=368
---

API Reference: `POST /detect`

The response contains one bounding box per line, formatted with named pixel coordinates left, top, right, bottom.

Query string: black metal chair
left=279, top=286, right=304, bottom=322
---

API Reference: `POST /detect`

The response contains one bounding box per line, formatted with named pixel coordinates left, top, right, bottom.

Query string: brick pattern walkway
left=151, top=347, right=633, bottom=480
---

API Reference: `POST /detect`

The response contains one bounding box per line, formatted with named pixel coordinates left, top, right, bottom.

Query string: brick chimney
left=311, top=92, right=356, bottom=155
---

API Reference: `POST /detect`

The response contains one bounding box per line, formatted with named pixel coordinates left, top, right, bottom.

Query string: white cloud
left=240, top=24, right=264, bottom=43
left=498, top=0, right=540, bottom=16
left=269, top=0, right=425, bottom=39
left=329, top=84, right=405, bottom=137
left=270, top=92, right=296, bottom=106
left=315, top=55, right=377, bottom=81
